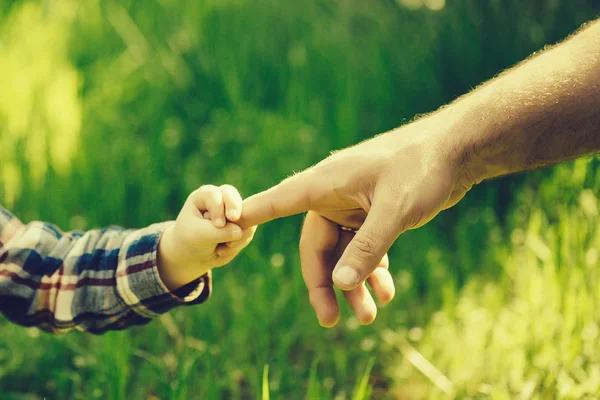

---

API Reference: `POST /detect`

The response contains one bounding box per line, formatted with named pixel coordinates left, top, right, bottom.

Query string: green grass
left=1, top=0, right=600, bottom=398
left=383, top=159, right=600, bottom=398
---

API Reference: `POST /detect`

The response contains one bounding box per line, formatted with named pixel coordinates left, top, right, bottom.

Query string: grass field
left=1, top=1, right=599, bottom=398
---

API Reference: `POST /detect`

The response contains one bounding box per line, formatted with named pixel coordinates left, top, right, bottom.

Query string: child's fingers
left=216, top=226, right=256, bottom=257
left=224, top=227, right=254, bottom=248
left=189, top=185, right=226, bottom=227
left=198, top=221, right=243, bottom=243
left=203, top=211, right=211, bottom=220
left=228, top=226, right=256, bottom=247
left=220, top=184, right=243, bottom=222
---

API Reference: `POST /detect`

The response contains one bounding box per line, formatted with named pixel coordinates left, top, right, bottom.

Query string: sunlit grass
left=1, top=0, right=599, bottom=398
left=0, top=0, right=81, bottom=206
left=384, top=162, right=600, bottom=398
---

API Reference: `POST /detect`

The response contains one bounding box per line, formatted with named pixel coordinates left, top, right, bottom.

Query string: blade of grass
left=351, top=357, right=374, bottom=400
left=382, top=329, right=455, bottom=398
left=262, top=364, right=270, bottom=400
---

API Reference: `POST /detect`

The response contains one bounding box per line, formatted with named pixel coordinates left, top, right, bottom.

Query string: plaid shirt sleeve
left=0, top=205, right=211, bottom=334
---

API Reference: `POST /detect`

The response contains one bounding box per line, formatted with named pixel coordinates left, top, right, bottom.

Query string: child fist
left=158, top=185, right=256, bottom=290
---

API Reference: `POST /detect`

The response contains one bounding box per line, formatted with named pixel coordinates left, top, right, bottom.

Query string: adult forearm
left=238, top=20, right=599, bottom=327
left=445, top=19, right=600, bottom=183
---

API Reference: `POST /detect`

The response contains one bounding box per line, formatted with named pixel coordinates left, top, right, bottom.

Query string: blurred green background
left=1, top=0, right=599, bottom=398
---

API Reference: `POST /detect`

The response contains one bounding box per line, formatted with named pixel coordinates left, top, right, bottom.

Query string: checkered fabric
left=0, top=206, right=210, bottom=334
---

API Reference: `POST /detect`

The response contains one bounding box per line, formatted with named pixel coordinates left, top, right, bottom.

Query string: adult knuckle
left=352, top=233, right=379, bottom=260
left=404, top=201, right=425, bottom=229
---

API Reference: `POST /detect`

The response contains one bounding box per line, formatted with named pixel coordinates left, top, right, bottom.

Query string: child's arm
left=0, top=185, right=255, bottom=334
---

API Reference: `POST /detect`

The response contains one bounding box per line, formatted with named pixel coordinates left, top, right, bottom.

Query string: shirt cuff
left=115, top=222, right=211, bottom=319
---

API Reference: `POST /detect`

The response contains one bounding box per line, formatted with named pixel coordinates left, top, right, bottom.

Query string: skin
left=238, top=19, right=600, bottom=327
left=158, top=184, right=256, bottom=291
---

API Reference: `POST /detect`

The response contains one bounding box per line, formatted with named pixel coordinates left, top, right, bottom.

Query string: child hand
left=158, top=185, right=256, bottom=291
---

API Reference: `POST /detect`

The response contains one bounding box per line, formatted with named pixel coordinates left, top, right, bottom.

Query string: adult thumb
left=332, top=199, right=406, bottom=290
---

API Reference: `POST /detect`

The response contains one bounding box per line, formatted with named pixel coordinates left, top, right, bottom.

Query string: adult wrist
left=438, top=20, right=600, bottom=183
left=437, top=83, right=512, bottom=186
left=419, top=105, right=490, bottom=189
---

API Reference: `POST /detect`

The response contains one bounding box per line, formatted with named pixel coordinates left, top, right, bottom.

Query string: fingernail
left=233, top=228, right=243, bottom=239
left=333, top=266, right=360, bottom=287
left=228, top=210, right=239, bottom=220
left=216, top=218, right=225, bottom=227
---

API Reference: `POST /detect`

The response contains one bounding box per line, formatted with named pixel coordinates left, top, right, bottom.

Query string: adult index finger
left=237, top=170, right=318, bottom=229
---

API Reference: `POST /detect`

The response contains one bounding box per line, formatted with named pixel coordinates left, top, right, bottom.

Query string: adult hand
left=239, top=19, right=600, bottom=327
left=239, top=113, right=475, bottom=326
